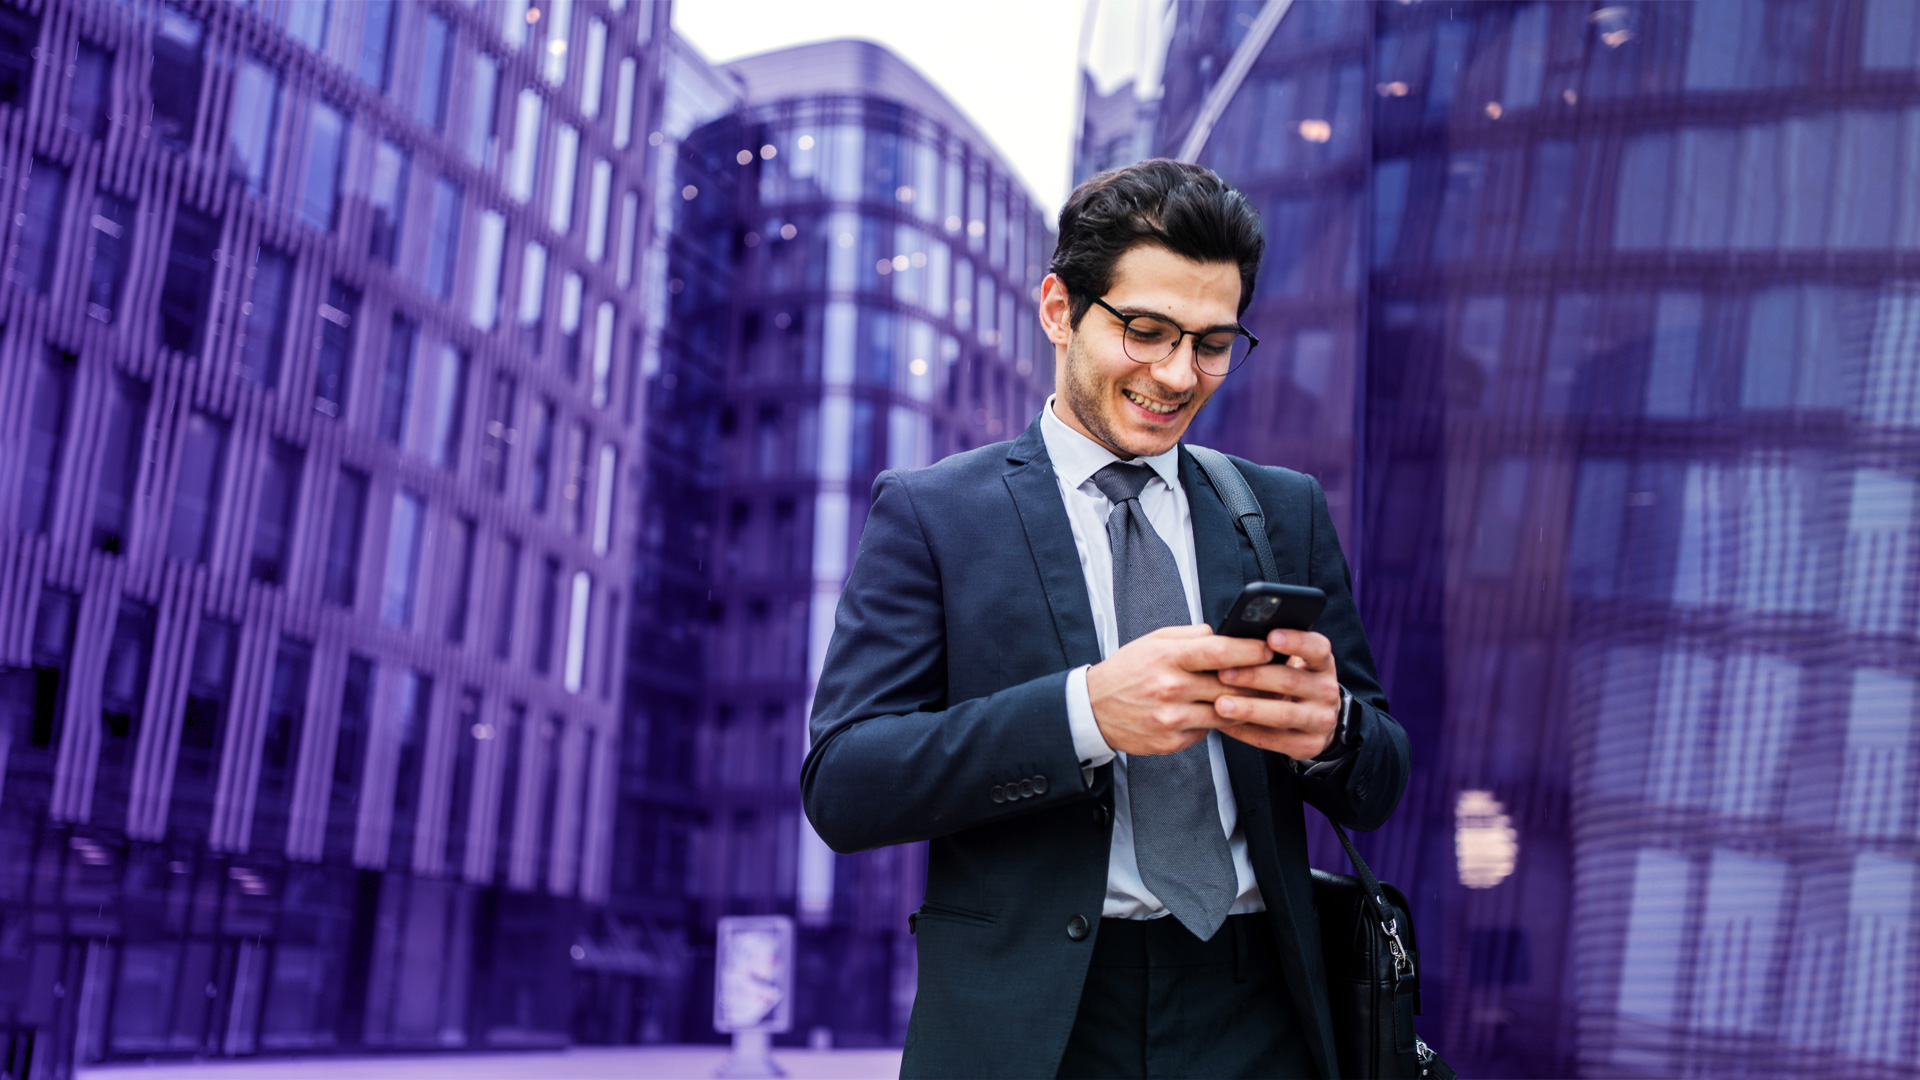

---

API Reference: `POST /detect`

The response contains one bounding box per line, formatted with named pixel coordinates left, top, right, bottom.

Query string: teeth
left=1123, top=388, right=1179, bottom=415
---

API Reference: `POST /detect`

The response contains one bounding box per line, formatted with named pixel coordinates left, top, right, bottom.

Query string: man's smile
left=1121, top=387, right=1185, bottom=417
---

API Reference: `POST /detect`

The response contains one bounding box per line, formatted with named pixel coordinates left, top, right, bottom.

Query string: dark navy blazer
left=803, top=416, right=1411, bottom=1079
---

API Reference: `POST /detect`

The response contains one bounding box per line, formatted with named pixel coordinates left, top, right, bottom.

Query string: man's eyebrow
left=1109, top=305, right=1241, bottom=334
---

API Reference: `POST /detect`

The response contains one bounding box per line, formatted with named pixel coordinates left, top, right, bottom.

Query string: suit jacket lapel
left=1004, top=419, right=1100, bottom=669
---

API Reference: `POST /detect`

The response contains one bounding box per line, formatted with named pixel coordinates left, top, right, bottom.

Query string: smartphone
left=1215, top=582, right=1326, bottom=662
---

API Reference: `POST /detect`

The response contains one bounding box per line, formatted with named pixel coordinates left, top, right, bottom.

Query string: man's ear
left=1039, top=274, right=1075, bottom=347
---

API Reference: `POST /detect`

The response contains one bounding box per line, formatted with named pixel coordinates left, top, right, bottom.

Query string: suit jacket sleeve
left=802, top=470, right=1089, bottom=854
left=1290, top=474, right=1410, bottom=832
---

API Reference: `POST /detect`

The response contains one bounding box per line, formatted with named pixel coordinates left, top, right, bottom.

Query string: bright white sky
left=672, top=0, right=1087, bottom=214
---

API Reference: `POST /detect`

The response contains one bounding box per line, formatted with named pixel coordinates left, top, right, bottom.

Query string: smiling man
left=803, top=159, right=1410, bottom=1079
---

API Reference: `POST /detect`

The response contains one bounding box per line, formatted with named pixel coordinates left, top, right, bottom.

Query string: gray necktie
left=1091, top=462, right=1237, bottom=941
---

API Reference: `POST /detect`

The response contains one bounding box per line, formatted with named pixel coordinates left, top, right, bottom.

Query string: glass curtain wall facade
left=0, top=0, right=669, bottom=1073
left=1085, top=1, right=1920, bottom=1077
left=621, top=39, right=1052, bottom=1047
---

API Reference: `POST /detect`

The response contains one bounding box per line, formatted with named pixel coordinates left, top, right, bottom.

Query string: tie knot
left=1092, top=461, right=1157, bottom=505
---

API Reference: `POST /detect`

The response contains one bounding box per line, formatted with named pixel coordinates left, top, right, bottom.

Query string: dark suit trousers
left=1056, top=912, right=1315, bottom=1079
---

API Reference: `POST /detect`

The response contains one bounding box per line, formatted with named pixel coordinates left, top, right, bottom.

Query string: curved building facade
left=621, top=38, right=1053, bottom=1046
left=0, top=0, right=669, bottom=1070
left=1085, top=1, right=1920, bottom=1077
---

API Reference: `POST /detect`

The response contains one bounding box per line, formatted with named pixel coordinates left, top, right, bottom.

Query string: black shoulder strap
left=1186, top=444, right=1279, bottom=582
left=1185, top=443, right=1391, bottom=908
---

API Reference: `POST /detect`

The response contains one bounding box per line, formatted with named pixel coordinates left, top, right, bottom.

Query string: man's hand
left=1086, top=625, right=1273, bottom=756
left=1215, top=628, right=1342, bottom=760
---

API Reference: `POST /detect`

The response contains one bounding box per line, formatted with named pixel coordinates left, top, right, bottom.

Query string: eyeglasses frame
left=1086, top=295, right=1260, bottom=377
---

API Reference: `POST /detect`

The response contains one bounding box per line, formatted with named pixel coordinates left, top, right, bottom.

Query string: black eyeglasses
left=1088, top=296, right=1259, bottom=377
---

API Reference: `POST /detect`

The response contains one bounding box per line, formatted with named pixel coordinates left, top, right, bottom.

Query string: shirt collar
left=1038, top=395, right=1183, bottom=495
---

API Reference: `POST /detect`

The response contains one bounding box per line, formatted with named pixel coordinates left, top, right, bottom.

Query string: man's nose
left=1148, top=337, right=1201, bottom=392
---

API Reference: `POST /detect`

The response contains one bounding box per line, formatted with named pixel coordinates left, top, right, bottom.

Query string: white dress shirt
left=1039, top=398, right=1267, bottom=921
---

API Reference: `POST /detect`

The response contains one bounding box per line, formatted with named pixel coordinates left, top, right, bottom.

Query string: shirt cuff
left=1066, top=664, right=1117, bottom=769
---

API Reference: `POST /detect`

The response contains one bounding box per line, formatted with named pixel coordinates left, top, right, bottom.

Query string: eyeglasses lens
left=1120, top=315, right=1252, bottom=376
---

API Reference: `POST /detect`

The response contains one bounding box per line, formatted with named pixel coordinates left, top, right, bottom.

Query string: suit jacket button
left=1066, top=914, right=1090, bottom=941
left=1032, top=775, right=1049, bottom=795
left=1017, top=779, right=1034, bottom=799
left=991, top=786, right=1006, bottom=804
left=1093, top=804, right=1110, bottom=828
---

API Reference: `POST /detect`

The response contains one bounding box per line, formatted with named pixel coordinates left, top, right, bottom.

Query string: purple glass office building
left=619, top=38, right=1054, bottom=1046
left=1082, top=0, right=1920, bottom=1076
left=0, top=0, right=669, bottom=1072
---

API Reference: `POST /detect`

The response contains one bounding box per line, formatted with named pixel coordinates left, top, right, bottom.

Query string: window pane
left=357, top=0, right=394, bottom=89
left=550, top=125, right=579, bottom=233
left=166, top=411, right=228, bottom=564
left=314, top=280, right=359, bottom=418
left=159, top=207, right=218, bottom=353
left=519, top=242, right=548, bottom=353
left=508, top=89, right=542, bottom=204
left=446, top=516, right=477, bottom=644
left=369, top=140, right=407, bottom=266
left=542, top=0, right=572, bottom=84
left=428, top=344, right=468, bottom=469
left=91, top=378, right=149, bottom=555
left=592, top=444, right=615, bottom=554
left=326, top=654, right=373, bottom=861
left=150, top=7, right=203, bottom=150
left=387, top=670, right=432, bottom=867
left=561, top=420, right=587, bottom=534
left=86, top=192, right=134, bottom=323
left=445, top=689, right=483, bottom=873
left=560, top=272, right=583, bottom=378
left=480, top=371, right=517, bottom=493
left=0, top=7, right=35, bottom=108
left=494, top=537, right=522, bottom=660
left=253, top=638, right=313, bottom=855
left=471, top=210, right=506, bottom=329
left=300, top=100, right=346, bottom=231
left=585, top=158, right=611, bottom=261
left=613, top=57, right=635, bottom=148
left=173, top=616, right=238, bottom=840
left=427, top=177, right=462, bottom=299
left=239, top=246, right=293, bottom=387
left=616, top=190, right=638, bottom=286
left=529, top=398, right=555, bottom=513
left=415, top=13, right=451, bottom=130
left=249, top=440, right=303, bottom=585
left=580, top=19, right=606, bottom=118
left=67, top=41, right=112, bottom=139
left=534, top=555, right=561, bottom=674
left=10, top=159, right=67, bottom=294
left=284, top=0, right=328, bottom=51
left=463, top=52, right=500, bottom=169
left=323, top=467, right=369, bottom=606
left=378, top=317, right=416, bottom=444
left=17, top=351, right=73, bottom=535
left=380, top=489, right=426, bottom=628
left=228, top=58, right=280, bottom=194
left=591, top=301, right=614, bottom=407
left=94, top=600, right=155, bottom=825
left=563, top=570, right=590, bottom=692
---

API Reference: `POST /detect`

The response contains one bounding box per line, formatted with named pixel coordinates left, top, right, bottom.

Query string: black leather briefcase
left=1312, top=823, right=1455, bottom=1080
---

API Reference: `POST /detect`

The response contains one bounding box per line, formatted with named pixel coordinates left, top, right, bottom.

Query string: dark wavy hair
left=1049, top=159, right=1264, bottom=328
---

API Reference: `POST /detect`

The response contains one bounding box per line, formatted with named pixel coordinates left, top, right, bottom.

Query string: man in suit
left=803, top=160, right=1410, bottom=1079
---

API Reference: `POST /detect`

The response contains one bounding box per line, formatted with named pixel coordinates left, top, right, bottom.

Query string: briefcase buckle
left=1384, top=917, right=1415, bottom=982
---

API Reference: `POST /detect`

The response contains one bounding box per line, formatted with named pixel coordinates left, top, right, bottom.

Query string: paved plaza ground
left=80, top=1045, right=903, bottom=1079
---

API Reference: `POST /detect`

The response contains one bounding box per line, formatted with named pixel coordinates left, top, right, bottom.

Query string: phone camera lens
left=1245, top=597, right=1279, bottom=622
